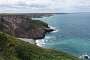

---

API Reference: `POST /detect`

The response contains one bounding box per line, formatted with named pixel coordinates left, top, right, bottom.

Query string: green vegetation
left=31, top=20, right=49, bottom=29
left=0, top=32, right=80, bottom=60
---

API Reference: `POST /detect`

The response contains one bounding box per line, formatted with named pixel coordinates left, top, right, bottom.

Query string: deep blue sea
left=37, top=13, right=90, bottom=57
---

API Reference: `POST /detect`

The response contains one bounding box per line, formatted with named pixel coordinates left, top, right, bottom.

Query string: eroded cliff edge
left=0, top=15, right=54, bottom=39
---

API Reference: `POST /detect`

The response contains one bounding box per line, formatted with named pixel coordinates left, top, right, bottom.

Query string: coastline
left=18, top=26, right=58, bottom=47
left=18, top=38, right=46, bottom=47
left=0, top=14, right=54, bottom=47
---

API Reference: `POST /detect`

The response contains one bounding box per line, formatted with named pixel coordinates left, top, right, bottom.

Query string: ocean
left=36, top=13, right=90, bottom=57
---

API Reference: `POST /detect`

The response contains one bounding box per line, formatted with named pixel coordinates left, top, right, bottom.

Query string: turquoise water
left=41, top=13, right=90, bottom=56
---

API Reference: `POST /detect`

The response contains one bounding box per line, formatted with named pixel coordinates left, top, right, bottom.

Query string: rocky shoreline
left=0, top=15, right=54, bottom=39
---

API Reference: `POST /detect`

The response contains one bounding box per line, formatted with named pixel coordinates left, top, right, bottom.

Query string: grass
left=0, top=32, right=80, bottom=60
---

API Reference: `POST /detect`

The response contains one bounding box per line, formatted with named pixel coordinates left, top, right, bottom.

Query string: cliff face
left=0, top=15, right=53, bottom=39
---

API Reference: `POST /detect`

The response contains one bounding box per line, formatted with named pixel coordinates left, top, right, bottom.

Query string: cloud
left=0, top=0, right=90, bottom=13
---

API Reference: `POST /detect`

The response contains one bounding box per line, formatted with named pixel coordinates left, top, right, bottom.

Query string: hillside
left=0, top=32, right=80, bottom=60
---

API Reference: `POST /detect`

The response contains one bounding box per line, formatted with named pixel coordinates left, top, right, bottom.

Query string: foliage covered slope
left=0, top=32, right=80, bottom=60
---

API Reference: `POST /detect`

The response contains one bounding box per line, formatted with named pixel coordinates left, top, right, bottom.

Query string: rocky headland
left=0, top=14, right=54, bottom=39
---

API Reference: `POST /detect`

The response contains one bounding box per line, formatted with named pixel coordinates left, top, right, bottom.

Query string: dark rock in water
left=79, top=54, right=90, bottom=60
left=84, top=55, right=89, bottom=59
left=0, top=15, right=53, bottom=39
left=44, top=28, right=54, bottom=32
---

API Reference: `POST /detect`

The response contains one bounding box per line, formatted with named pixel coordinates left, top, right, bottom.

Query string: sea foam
left=49, top=25, right=59, bottom=33
left=36, top=39, right=46, bottom=47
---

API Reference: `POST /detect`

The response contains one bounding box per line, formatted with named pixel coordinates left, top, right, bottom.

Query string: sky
left=0, top=0, right=90, bottom=13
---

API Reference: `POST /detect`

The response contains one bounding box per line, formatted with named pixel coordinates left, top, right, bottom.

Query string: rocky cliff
left=0, top=15, right=53, bottom=39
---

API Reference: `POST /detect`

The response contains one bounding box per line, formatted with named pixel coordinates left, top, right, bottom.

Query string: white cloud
left=0, top=0, right=90, bottom=13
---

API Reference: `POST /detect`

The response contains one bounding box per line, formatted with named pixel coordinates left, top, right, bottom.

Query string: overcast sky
left=0, top=0, right=90, bottom=13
